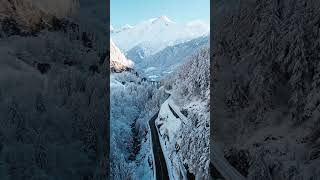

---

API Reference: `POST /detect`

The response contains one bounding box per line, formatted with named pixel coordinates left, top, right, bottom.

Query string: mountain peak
left=151, top=15, right=174, bottom=24
left=121, top=24, right=133, bottom=30
left=159, top=15, right=172, bottom=22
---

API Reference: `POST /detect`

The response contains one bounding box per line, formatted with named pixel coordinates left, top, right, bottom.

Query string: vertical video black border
left=106, top=0, right=110, bottom=179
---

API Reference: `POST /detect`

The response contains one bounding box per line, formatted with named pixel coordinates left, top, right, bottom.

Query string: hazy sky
left=111, top=0, right=210, bottom=28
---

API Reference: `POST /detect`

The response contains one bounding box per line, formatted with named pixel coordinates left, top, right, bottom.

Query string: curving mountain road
left=149, top=112, right=170, bottom=180
left=150, top=90, right=244, bottom=180
left=166, top=91, right=245, bottom=180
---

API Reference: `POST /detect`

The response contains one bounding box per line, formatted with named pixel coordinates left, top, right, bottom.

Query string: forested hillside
left=0, top=0, right=78, bottom=33
left=159, top=46, right=210, bottom=179
left=110, top=41, right=169, bottom=179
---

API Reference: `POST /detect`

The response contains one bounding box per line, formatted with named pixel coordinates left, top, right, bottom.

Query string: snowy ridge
left=110, top=40, right=134, bottom=72
left=111, top=15, right=209, bottom=55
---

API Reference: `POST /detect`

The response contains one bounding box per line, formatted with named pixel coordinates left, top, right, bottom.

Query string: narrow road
left=168, top=104, right=180, bottom=119
left=149, top=112, right=170, bottom=180
left=151, top=90, right=244, bottom=179
left=166, top=92, right=243, bottom=180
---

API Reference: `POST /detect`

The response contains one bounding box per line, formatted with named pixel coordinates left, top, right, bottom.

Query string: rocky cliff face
left=213, top=0, right=320, bottom=179
left=110, top=40, right=133, bottom=72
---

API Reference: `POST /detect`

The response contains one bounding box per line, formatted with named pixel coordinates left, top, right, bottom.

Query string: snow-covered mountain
left=110, top=40, right=134, bottom=72
left=111, top=15, right=209, bottom=56
left=113, top=24, right=133, bottom=33
left=127, top=35, right=209, bottom=80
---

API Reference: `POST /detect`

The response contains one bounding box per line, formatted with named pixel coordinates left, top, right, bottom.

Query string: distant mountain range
left=127, top=35, right=209, bottom=80
left=111, top=16, right=209, bottom=56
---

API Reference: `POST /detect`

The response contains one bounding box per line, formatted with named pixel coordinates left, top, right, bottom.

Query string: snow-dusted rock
left=110, top=40, right=134, bottom=72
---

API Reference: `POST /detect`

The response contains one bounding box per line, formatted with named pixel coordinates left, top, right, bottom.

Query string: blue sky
left=111, top=0, right=210, bottom=28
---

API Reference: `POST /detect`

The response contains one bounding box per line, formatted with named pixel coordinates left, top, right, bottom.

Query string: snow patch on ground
left=158, top=100, right=181, bottom=140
